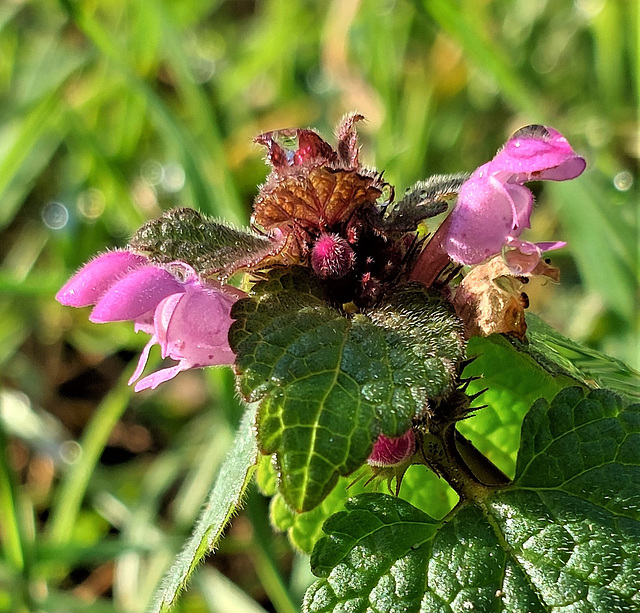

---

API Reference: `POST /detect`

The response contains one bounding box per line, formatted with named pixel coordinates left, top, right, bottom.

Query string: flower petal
left=444, top=126, right=583, bottom=268
left=503, top=239, right=566, bottom=274
left=163, top=283, right=237, bottom=367
left=134, top=363, right=189, bottom=392
left=446, top=176, right=517, bottom=264
left=489, top=125, right=586, bottom=182
left=504, top=183, right=534, bottom=233
left=532, top=240, right=567, bottom=252
left=128, top=280, right=242, bottom=392
left=56, top=250, right=147, bottom=307
left=133, top=313, right=155, bottom=335
left=154, top=292, right=185, bottom=358
left=90, top=266, right=185, bottom=323
left=128, top=336, right=156, bottom=386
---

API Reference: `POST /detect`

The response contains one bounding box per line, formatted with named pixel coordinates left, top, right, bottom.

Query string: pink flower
left=445, top=125, right=586, bottom=273
left=56, top=250, right=244, bottom=391
left=367, top=430, right=416, bottom=467
left=56, top=250, right=149, bottom=308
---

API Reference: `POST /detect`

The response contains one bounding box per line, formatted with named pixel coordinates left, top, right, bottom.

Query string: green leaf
left=305, top=388, right=640, bottom=612
left=150, top=402, right=258, bottom=613
left=383, top=173, right=468, bottom=232
left=518, top=314, right=640, bottom=401
left=459, top=332, right=578, bottom=477
left=230, top=270, right=465, bottom=511
left=255, top=453, right=279, bottom=497
left=515, top=387, right=639, bottom=518
left=129, top=207, right=278, bottom=278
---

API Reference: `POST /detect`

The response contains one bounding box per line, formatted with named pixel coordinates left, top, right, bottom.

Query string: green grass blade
left=195, top=567, right=268, bottom=613
left=246, top=489, right=298, bottom=613
left=46, top=372, right=133, bottom=545
left=148, top=0, right=245, bottom=223
left=0, top=94, right=62, bottom=229
left=419, top=0, right=543, bottom=117
left=0, top=424, right=26, bottom=572
left=549, top=179, right=637, bottom=321
left=56, top=0, right=241, bottom=221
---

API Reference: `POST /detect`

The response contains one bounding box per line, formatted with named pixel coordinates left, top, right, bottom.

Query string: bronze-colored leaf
left=252, top=167, right=381, bottom=232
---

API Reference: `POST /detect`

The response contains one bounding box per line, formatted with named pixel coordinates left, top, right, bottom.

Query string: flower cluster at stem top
left=57, top=115, right=585, bottom=465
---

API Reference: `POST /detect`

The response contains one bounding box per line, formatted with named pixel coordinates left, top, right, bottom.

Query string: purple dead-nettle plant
left=57, top=114, right=585, bottom=480
left=57, top=115, right=613, bottom=612
left=58, top=114, right=585, bottom=474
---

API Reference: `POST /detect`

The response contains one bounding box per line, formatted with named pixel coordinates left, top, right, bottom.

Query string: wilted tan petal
left=453, top=256, right=560, bottom=339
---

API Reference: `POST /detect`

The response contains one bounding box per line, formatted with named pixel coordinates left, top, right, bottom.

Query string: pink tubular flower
left=56, top=250, right=148, bottom=308
left=56, top=250, right=244, bottom=392
left=445, top=125, right=586, bottom=273
left=367, top=430, right=416, bottom=467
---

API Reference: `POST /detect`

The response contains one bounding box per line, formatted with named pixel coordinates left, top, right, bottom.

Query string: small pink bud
left=367, top=430, right=416, bottom=467
left=310, top=233, right=355, bottom=279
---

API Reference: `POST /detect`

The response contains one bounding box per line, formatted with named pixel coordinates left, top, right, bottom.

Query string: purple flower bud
left=367, top=430, right=416, bottom=467
left=445, top=125, right=585, bottom=271
left=311, top=233, right=356, bottom=279
left=55, top=250, right=147, bottom=307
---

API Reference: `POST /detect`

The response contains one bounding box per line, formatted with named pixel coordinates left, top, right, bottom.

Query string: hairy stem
left=419, top=422, right=510, bottom=502
left=453, top=430, right=511, bottom=487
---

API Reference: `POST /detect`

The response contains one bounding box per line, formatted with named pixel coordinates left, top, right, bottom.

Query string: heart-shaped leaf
left=230, top=269, right=465, bottom=511
left=305, top=388, right=640, bottom=612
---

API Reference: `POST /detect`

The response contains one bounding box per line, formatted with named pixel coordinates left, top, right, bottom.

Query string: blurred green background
left=0, top=0, right=637, bottom=611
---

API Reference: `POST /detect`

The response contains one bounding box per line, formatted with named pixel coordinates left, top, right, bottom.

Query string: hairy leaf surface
left=129, top=207, right=280, bottom=278
left=230, top=270, right=465, bottom=511
left=305, top=388, right=640, bottom=612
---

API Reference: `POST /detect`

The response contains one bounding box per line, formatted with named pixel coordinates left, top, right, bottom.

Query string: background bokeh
left=0, top=0, right=637, bottom=611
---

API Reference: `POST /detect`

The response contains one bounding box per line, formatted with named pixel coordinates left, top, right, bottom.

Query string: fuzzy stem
left=419, top=422, right=510, bottom=502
